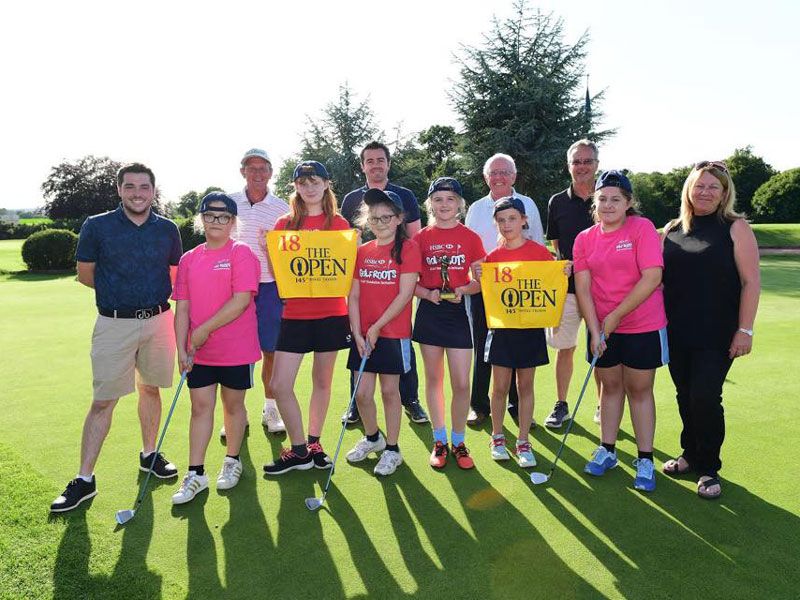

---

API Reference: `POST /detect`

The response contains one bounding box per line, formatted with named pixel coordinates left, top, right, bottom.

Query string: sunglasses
left=694, top=160, right=728, bottom=174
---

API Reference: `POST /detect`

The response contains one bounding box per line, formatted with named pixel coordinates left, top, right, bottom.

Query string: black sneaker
left=403, top=399, right=429, bottom=424
left=50, top=477, right=97, bottom=513
left=263, top=447, right=314, bottom=475
left=342, top=403, right=360, bottom=425
left=545, top=401, right=571, bottom=429
left=307, top=441, right=333, bottom=470
left=140, top=452, right=178, bottom=479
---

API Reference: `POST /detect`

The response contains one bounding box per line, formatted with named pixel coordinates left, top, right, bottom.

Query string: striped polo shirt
left=229, top=188, right=289, bottom=283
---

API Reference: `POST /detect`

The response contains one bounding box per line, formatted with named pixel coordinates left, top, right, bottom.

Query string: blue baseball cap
left=199, top=192, right=237, bottom=216
left=493, top=196, right=526, bottom=217
left=595, top=170, right=633, bottom=193
left=364, top=188, right=404, bottom=212
left=293, top=160, right=330, bottom=181
left=427, top=176, right=463, bottom=198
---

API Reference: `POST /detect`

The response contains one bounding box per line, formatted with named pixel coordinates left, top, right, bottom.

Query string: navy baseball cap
left=427, top=176, right=463, bottom=198
left=293, top=161, right=330, bottom=181
left=199, top=192, right=237, bottom=216
left=595, top=170, right=633, bottom=193
left=493, top=196, right=526, bottom=217
left=364, top=188, right=404, bottom=211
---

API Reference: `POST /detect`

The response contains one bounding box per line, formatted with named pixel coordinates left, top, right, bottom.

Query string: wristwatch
left=738, top=327, right=754, bottom=336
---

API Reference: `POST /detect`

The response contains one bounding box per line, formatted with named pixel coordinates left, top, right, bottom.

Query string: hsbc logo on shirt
left=615, top=240, right=633, bottom=252
left=429, top=243, right=457, bottom=251
left=213, top=260, right=231, bottom=270
left=360, top=268, right=398, bottom=281
left=364, top=257, right=388, bottom=266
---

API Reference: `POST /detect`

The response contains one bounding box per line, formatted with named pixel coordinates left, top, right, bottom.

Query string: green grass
left=19, top=217, right=53, bottom=225
left=0, top=239, right=25, bottom=272
left=0, top=258, right=799, bottom=599
left=751, top=223, right=800, bottom=247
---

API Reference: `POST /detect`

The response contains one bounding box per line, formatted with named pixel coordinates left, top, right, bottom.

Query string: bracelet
left=738, top=327, right=754, bottom=336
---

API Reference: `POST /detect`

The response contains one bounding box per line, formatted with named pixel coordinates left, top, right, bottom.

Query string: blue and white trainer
left=584, top=446, right=618, bottom=476
left=633, top=458, right=656, bottom=492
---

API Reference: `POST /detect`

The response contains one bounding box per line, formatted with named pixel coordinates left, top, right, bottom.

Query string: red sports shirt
left=413, top=223, right=486, bottom=290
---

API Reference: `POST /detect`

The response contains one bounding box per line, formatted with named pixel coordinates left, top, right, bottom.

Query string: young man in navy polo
left=339, top=141, right=428, bottom=425
left=50, top=163, right=183, bottom=513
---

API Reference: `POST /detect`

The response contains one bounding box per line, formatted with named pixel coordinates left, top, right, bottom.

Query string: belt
left=98, top=302, right=171, bottom=319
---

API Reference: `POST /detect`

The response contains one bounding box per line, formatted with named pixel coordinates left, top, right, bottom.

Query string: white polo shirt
left=229, top=188, right=289, bottom=283
left=465, top=189, right=545, bottom=252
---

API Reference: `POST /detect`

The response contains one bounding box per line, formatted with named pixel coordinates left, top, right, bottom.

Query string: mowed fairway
left=1, top=256, right=798, bottom=599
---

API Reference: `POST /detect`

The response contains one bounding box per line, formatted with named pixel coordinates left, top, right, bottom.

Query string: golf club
left=530, top=333, right=604, bottom=485
left=305, top=345, right=370, bottom=511
left=115, top=369, right=188, bottom=525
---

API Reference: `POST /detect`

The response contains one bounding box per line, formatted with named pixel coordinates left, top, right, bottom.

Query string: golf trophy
left=439, top=255, right=456, bottom=300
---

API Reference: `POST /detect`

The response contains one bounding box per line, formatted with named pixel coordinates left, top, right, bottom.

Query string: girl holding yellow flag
left=263, top=161, right=352, bottom=476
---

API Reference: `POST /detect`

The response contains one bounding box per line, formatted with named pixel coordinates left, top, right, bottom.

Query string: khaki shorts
left=546, top=293, right=582, bottom=350
left=90, top=311, right=175, bottom=401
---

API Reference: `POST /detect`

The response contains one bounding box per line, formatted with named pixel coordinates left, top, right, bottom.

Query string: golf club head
left=304, top=497, right=324, bottom=511
left=530, top=472, right=550, bottom=485
left=115, top=509, right=135, bottom=525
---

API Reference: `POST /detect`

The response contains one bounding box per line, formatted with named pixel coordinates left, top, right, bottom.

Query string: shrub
left=752, top=168, right=800, bottom=223
left=175, top=217, right=204, bottom=252
left=21, top=229, right=78, bottom=271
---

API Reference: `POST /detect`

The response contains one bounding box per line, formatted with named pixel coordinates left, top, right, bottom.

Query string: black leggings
left=667, top=345, right=733, bottom=477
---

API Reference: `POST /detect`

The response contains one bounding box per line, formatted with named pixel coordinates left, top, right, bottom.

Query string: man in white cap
left=225, top=148, right=289, bottom=434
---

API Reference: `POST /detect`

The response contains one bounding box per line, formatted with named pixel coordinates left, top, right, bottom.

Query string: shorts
left=346, top=337, right=412, bottom=375
left=589, top=328, right=669, bottom=370
left=546, top=293, right=582, bottom=350
left=255, top=282, right=283, bottom=352
left=412, top=298, right=472, bottom=349
left=90, top=311, right=175, bottom=401
left=187, top=363, right=255, bottom=390
left=485, top=328, right=549, bottom=369
left=275, top=315, right=351, bottom=354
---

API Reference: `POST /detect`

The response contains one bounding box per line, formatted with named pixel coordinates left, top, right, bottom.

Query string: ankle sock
left=226, top=454, right=240, bottom=462
left=292, top=444, right=309, bottom=457
left=307, top=435, right=320, bottom=444
left=385, top=443, right=399, bottom=452
left=189, top=464, right=205, bottom=476
left=433, top=427, right=448, bottom=444
left=492, top=433, right=505, bottom=441
left=77, top=474, right=93, bottom=483
left=602, top=443, right=616, bottom=454
left=638, top=450, right=654, bottom=461
left=451, top=430, right=465, bottom=447
left=366, top=431, right=381, bottom=443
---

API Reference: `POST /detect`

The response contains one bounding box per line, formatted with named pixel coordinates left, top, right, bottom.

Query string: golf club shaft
left=134, top=370, right=187, bottom=508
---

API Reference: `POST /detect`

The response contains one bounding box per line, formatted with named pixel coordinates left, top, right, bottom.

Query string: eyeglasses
left=202, top=213, right=232, bottom=224
left=570, top=158, right=597, bottom=166
left=367, top=215, right=395, bottom=225
left=694, top=161, right=728, bottom=174
left=488, top=170, right=515, bottom=177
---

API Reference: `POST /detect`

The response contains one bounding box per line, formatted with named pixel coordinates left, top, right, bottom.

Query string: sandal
left=697, top=476, right=722, bottom=500
left=663, top=456, right=692, bottom=476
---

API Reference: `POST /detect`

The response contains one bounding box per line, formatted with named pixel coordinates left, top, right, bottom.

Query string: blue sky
left=2, top=0, right=797, bottom=209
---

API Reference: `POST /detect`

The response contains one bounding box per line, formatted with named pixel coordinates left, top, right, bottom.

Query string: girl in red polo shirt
left=263, top=161, right=352, bottom=476
left=413, top=177, right=486, bottom=469
left=344, top=188, right=421, bottom=476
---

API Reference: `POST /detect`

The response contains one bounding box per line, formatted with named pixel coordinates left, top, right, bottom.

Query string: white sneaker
left=346, top=434, right=387, bottom=463
left=490, top=436, right=510, bottom=461
left=171, top=471, right=209, bottom=504
left=516, top=441, right=537, bottom=468
left=262, top=399, right=286, bottom=433
left=216, top=457, right=243, bottom=490
left=593, top=405, right=601, bottom=424
left=374, top=450, right=403, bottom=476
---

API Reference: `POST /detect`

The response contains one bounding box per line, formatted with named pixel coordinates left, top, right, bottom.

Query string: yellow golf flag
left=267, top=230, right=358, bottom=298
left=480, top=261, right=568, bottom=328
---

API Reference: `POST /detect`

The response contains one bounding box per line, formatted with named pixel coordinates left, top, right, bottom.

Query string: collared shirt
left=340, top=182, right=422, bottom=241
left=546, top=185, right=594, bottom=292
left=229, top=187, right=289, bottom=283
left=75, top=204, right=182, bottom=310
left=464, top=188, right=545, bottom=252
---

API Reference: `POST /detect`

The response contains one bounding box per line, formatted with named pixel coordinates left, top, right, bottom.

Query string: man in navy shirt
left=340, top=141, right=428, bottom=424
left=51, top=163, right=183, bottom=513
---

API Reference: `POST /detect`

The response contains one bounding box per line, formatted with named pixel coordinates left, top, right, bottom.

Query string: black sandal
left=697, top=476, right=722, bottom=500
left=663, top=456, right=692, bottom=476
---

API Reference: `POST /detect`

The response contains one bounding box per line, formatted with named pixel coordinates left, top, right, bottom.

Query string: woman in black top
left=661, top=161, right=760, bottom=499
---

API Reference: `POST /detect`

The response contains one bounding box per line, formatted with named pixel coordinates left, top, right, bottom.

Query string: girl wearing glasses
left=263, top=161, right=352, bottom=476
left=661, top=162, right=760, bottom=499
left=413, top=177, right=486, bottom=470
left=171, top=192, right=261, bottom=504
left=344, top=188, right=421, bottom=476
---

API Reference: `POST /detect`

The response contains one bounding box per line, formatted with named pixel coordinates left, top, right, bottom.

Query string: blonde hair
left=424, top=191, right=467, bottom=222
left=668, top=165, right=742, bottom=234
left=286, top=176, right=339, bottom=230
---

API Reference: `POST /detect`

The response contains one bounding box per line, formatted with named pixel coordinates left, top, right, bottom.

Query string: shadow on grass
left=1, top=270, right=75, bottom=282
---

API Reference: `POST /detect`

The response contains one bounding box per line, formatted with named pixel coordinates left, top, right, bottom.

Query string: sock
left=433, top=427, right=448, bottom=444
left=292, top=444, right=309, bottom=458
left=226, top=454, right=240, bottom=462
left=189, top=464, right=205, bottom=476
left=366, top=430, right=381, bottom=442
left=141, top=451, right=155, bottom=459
left=516, top=439, right=530, bottom=448
left=307, top=435, right=320, bottom=444
left=385, top=443, right=400, bottom=453
left=265, top=397, right=276, bottom=407
left=77, top=473, right=93, bottom=483
left=492, top=433, right=505, bottom=441
left=638, top=450, right=654, bottom=461
left=451, top=430, right=465, bottom=448
left=602, top=443, right=616, bottom=454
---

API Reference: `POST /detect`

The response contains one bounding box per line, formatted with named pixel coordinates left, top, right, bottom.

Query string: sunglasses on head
left=694, top=160, right=728, bottom=174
